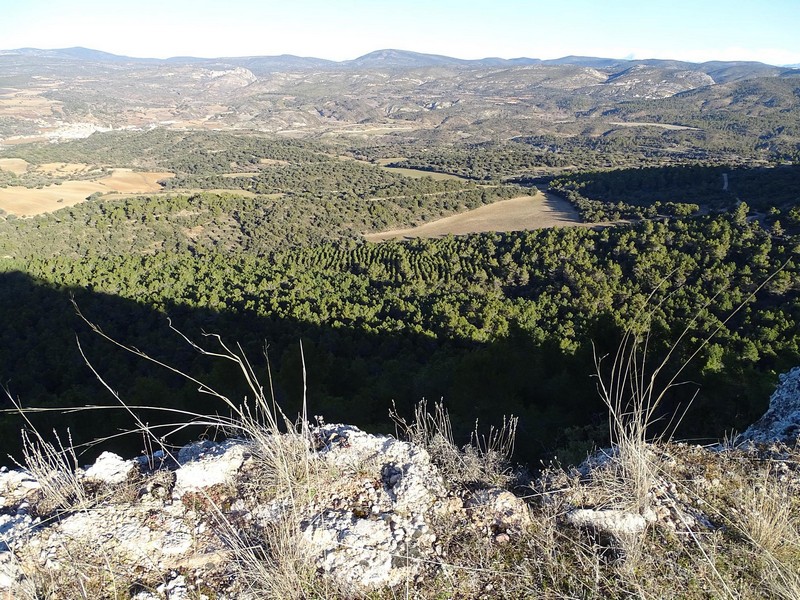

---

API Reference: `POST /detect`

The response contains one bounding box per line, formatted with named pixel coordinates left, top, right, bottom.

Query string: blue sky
left=1, top=0, right=798, bottom=65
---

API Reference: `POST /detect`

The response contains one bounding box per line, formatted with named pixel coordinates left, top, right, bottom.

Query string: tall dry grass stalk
left=16, top=428, right=87, bottom=516
left=72, top=302, right=318, bottom=491
left=71, top=306, right=335, bottom=598
left=391, top=399, right=518, bottom=488
left=593, top=261, right=790, bottom=510
left=4, top=385, right=89, bottom=516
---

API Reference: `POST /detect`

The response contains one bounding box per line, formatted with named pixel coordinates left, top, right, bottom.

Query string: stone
left=464, top=488, right=531, bottom=533
left=0, top=551, right=24, bottom=591
left=0, top=512, right=34, bottom=551
left=298, top=424, right=447, bottom=590
left=0, top=469, right=40, bottom=508
left=739, top=367, right=800, bottom=445
left=177, top=440, right=220, bottom=464
left=566, top=508, right=648, bottom=537
left=158, top=574, right=189, bottom=599
left=314, top=424, right=446, bottom=515
left=173, top=439, right=249, bottom=498
left=0, top=424, right=545, bottom=595
left=83, top=451, right=135, bottom=485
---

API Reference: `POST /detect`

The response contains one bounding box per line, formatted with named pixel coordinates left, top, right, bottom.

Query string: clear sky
left=1, top=0, right=798, bottom=65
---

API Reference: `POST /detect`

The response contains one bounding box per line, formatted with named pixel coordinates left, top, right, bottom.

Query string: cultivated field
left=0, top=89, right=61, bottom=121
left=0, top=165, right=174, bottom=216
left=0, top=158, right=29, bottom=175
left=364, top=188, right=584, bottom=241
left=375, top=158, right=466, bottom=181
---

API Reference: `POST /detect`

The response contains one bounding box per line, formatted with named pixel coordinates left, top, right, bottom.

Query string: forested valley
left=0, top=131, right=798, bottom=466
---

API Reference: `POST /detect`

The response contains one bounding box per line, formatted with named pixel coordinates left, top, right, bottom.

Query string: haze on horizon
left=2, top=0, right=799, bottom=66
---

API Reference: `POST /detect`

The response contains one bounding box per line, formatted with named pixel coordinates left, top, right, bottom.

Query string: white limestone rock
left=0, top=424, right=541, bottom=595
left=157, top=573, right=189, bottom=599
left=0, top=468, right=40, bottom=508
left=300, top=424, right=446, bottom=590
left=739, top=366, right=800, bottom=445
left=173, top=439, right=250, bottom=498
left=83, top=451, right=135, bottom=485
left=463, top=488, right=532, bottom=533
left=0, top=512, right=35, bottom=552
left=315, top=424, right=446, bottom=513
left=177, top=440, right=219, bottom=464
left=566, top=508, right=648, bottom=537
left=55, top=503, right=196, bottom=562
left=0, top=550, right=25, bottom=592
left=303, top=510, right=400, bottom=589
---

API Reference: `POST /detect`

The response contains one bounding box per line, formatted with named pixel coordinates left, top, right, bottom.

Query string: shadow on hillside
left=0, top=270, right=617, bottom=467
left=0, top=269, right=774, bottom=468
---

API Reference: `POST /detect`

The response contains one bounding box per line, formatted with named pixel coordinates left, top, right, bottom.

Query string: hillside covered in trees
left=0, top=131, right=797, bottom=465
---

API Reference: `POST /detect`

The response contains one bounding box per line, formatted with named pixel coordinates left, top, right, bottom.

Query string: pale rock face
left=82, top=451, right=135, bottom=485
left=173, top=439, right=251, bottom=497
left=314, top=424, right=447, bottom=511
left=0, top=467, right=40, bottom=508
left=0, top=425, right=533, bottom=595
left=300, top=424, right=445, bottom=589
left=463, top=488, right=532, bottom=533
left=0, top=440, right=244, bottom=596
left=566, top=508, right=648, bottom=537
left=0, top=513, right=35, bottom=551
left=739, top=366, right=800, bottom=445
left=53, top=504, right=196, bottom=561
left=304, top=510, right=399, bottom=589
left=0, top=551, right=27, bottom=593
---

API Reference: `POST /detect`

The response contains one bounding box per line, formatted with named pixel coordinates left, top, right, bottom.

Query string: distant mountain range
left=1, top=45, right=798, bottom=156
left=1, top=46, right=796, bottom=74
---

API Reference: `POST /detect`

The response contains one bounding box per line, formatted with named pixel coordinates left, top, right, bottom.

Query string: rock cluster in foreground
left=0, top=367, right=798, bottom=598
left=0, top=423, right=530, bottom=598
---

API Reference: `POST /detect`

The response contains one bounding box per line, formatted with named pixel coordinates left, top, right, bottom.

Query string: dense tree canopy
left=0, top=132, right=797, bottom=467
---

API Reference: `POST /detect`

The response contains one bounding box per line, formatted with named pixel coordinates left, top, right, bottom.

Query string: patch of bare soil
left=105, top=169, right=174, bottom=193
left=364, top=189, right=585, bottom=241
left=0, top=89, right=62, bottom=120
left=0, top=169, right=174, bottom=216
left=0, top=158, right=29, bottom=175
left=381, top=165, right=465, bottom=181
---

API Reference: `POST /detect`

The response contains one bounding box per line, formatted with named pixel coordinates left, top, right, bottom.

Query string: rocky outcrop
left=1, top=368, right=798, bottom=597
left=566, top=507, right=649, bottom=537
left=0, top=425, right=529, bottom=597
left=739, top=366, right=800, bottom=445
left=297, top=424, right=448, bottom=590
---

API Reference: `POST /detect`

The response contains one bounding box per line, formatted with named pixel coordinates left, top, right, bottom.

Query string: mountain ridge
left=0, top=45, right=785, bottom=71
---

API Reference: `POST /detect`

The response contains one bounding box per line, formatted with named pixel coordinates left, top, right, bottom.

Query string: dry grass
left=18, top=536, right=152, bottom=600
left=10, top=390, right=800, bottom=599
left=0, top=168, right=174, bottom=216
left=14, top=427, right=88, bottom=517
left=230, top=518, right=346, bottom=600
left=719, top=461, right=800, bottom=600
left=736, top=472, right=798, bottom=555
left=71, top=310, right=330, bottom=598
left=6, top=295, right=800, bottom=599
left=0, top=158, right=29, bottom=175
left=373, top=159, right=467, bottom=181
left=392, top=399, right=517, bottom=489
